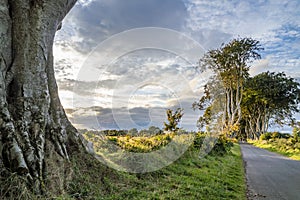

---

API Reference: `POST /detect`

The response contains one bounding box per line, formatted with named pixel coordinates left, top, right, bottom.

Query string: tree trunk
left=0, top=0, right=81, bottom=195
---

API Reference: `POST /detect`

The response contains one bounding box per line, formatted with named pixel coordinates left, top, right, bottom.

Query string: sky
left=54, top=0, right=300, bottom=132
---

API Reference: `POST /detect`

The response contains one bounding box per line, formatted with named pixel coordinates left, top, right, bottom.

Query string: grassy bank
left=249, top=139, right=300, bottom=160
left=66, top=141, right=246, bottom=199
left=1, top=132, right=246, bottom=199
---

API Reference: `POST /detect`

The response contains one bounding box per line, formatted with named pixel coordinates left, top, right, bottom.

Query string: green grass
left=67, top=143, right=246, bottom=199
left=249, top=139, right=300, bottom=160
left=1, top=132, right=246, bottom=199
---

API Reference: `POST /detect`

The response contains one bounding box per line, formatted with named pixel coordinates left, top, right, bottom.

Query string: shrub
left=271, top=132, right=280, bottom=139
left=210, top=135, right=233, bottom=155
left=193, top=132, right=206, bottom=149
left=281, top=133, right=292, bottom=139
left=292, top=127, right=300, bottom=143
left=192, top=132, right=233, bottom=155
left=260, top=132, right=272, bottom=140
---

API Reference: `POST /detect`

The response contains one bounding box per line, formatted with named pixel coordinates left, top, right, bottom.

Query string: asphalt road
left=240, top=143, right=300, bottom=200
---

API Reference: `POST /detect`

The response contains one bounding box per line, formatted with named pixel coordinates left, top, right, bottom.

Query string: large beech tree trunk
left=0, top=0, right=81, bottom=194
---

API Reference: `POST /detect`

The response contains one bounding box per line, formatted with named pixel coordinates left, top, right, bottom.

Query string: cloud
left=184, top=0, right=300, bottom=37
left=54, top=0, right=300, bottom=130
left=183, top=0, right=300, bottom=77
left=250, top=59, right=270, bottom=76
left=58, top=0, right=188, bottom=53
left=53, top=40, right=87, bottom=80
left=67, top=105, right=200, bottom=131
left=56, top=47, right=207, bottom=124
left=258, top=24, right=300, bottom=76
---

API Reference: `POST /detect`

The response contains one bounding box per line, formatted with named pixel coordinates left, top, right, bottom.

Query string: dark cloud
left=68, top=104, right=200, bottom=131
left=69, top=106, right=161, bottom=130
left=63, top=0, right=188, bottom=52
left=129, top=107, right=151, bottom=127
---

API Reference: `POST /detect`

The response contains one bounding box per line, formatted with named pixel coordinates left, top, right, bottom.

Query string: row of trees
left=194, top=38, right=300, bottom=140
left=241, top=72, right=300, bottom=139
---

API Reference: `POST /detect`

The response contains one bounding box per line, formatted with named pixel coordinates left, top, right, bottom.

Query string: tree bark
left=0, top=0, right=81, bottom=194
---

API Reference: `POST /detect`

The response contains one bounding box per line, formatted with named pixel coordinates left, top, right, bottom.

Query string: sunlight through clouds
left=54, top=0, right=300, bottom=131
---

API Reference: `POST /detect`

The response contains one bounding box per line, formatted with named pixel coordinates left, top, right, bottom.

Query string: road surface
left=240, top=143, right=300, bottom=200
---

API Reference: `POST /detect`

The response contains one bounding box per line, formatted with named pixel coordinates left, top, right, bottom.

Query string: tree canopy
left=196, top=38, right=263, bottom=136
left=195, top=37, right=300, bottom=140
left=242, top=71, right=300, bottom=139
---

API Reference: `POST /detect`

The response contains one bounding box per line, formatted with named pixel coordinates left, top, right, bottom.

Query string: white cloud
left=54, top=0, right=300, bottom=130
left=77, top=0, right=96, bottom=7
left=250, top=59, right=270, bottom=76
left=53, top=41, right=87, bottom=80
left=184, top=0, right=300, bottom=37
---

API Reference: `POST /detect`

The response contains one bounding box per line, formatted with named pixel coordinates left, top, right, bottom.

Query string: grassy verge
left=248, top=139, right=300, bottom=160
left=66, top=143, right=246, bottom=199
left=0, top=131, right=246, bottom=199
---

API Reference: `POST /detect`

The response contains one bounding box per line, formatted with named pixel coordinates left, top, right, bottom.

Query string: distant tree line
left=79, top=108, right=185, bottom=137
left=79, top=126, right=164, bottom=137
